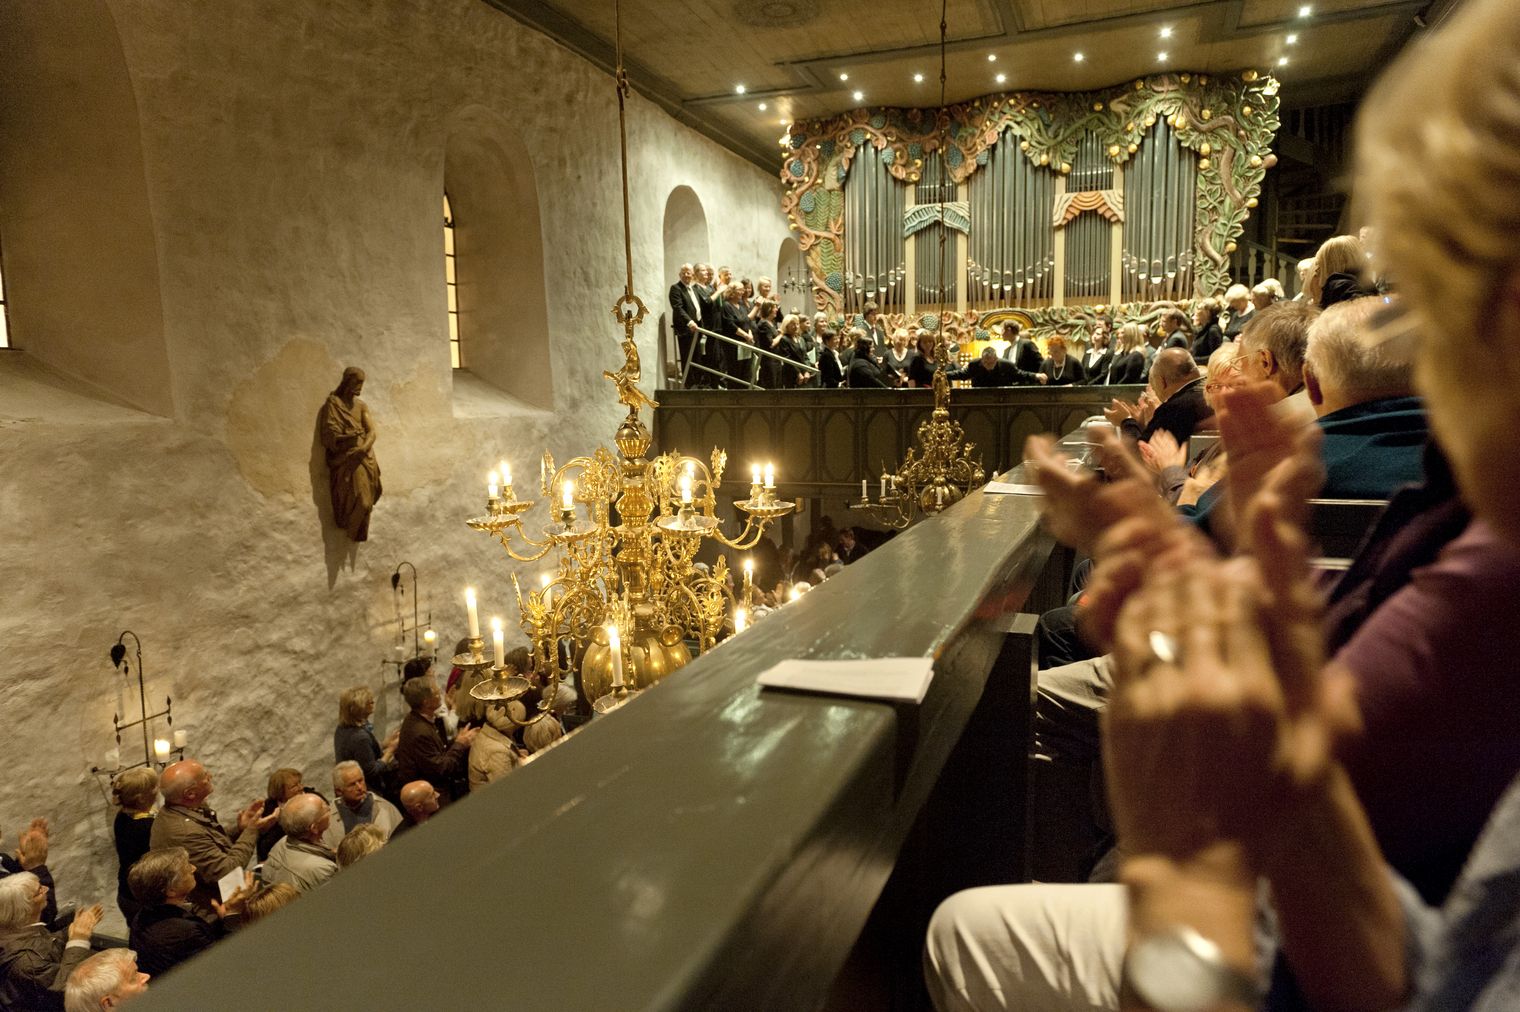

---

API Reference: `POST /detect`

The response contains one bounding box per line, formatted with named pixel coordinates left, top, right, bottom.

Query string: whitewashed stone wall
left=0, top=0, right=788, bottom=914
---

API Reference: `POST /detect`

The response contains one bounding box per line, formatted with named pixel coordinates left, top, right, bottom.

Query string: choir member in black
left=1098, top=323, right=1149, bottom=384
left=881, top=328, right=916, bottom=386
left=908, top=332, right=938, bottom=388
left=695, top=263, right=725, bottom=385
left=720, top=285, right=755, bottom=387
left=753, top=300, right=781, bottom=388
left=668, top=263, right=702, bottom=385
left=1221, top=282, right=1253, bottom=339
left=1082, top=322, right=1113, bottom=382
left=1038, top=336, right=1084, bottom=385
left=846, top=336, right=891, bottom=388
left=1190, top=298, right=1225, bottom=363
left=774, top=314, right=815, bottom=388
left=817, top=328, right=845, bottom=388
left=861, top=302, right=890, bottom=354
left=1158, top=308, right=1191, bottom=350
left=949, top=347, right=1044, bottom=387
left=1000, top=322, right=1044, bottom=380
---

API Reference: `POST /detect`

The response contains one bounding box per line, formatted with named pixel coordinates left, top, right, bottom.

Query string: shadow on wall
left=310, top=411, right=357, bottom=588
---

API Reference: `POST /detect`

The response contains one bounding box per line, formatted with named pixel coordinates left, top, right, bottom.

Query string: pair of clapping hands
left=1025, top=381, right=1357, bottom=869
left=1103, top=389, right=1161, bottom=430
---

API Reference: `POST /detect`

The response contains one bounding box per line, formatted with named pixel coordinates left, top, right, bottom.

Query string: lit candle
left=861, top=478, right=868, bottom=500
left=764, top=464, right=775, bottom=489
left=789, top=585, right=804, bottom=602
left=562, top=480, right=574, bottom=512
left=540, top=457, right=547, bottom=491
left=464, top=587, right=480, bottom=639
left=880, top=475, right=887, bottom=498
left=491, top=617, right=505, bottom=668
left=487, top=470, right=499, bottom=499
left=607, top=625, right=624, bottom=688
left=751, top=464, right=762, bottom=487
left=500, top=460, right=512, bottom=488
left=743, top=558, right=754, bottom=590
left=153, top=738, right=171, bottom=761
left=171, top=729, right=188, bottom=751
left=679, top=474, right=693, bottom=505
left=423, top=628, right=437, bottom=651
left=734, top=607, right=748, bottom=633
left=540, top=572, right=553, bottom=606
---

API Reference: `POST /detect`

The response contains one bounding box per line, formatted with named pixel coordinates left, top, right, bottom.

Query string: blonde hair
left=1117, top=323, right=1145, bottom=351
left=336, top=824, right=386, bottom=868
left=112, top=767, right=159, bottom=812
left=338, top=686, right=374, bottom=727
left=1306, top=235, right=1367, bottom=300
left=1355, top=0, right=1520, bottom=350
left=1224, top=283, right=1251, bottom=304
left=241, top=883, right=299, bottom=924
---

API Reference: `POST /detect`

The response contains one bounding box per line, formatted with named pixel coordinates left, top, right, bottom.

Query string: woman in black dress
left=907, top=332, right=938, bottom=387
left=1191, top=298, right=1225, bottom=363
left=753, top=300, right=781, bottom=388
left=112, top=768, right=158, bottom=923
left=1038, top=336, right=1085, bottom=385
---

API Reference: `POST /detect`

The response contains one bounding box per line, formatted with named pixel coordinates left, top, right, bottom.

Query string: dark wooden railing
left=653, top=385, right=1136, bottom=498
left=146, top=438, right=1082, bottom=1010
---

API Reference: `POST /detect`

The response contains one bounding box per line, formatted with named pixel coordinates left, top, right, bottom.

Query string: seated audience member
left=1293, top=256, right=1316, bottom=301
left=1156, top=308, right=1191, bottom=349
left=0, top=818, right=58, bottom=929
left=469, top=705, right=526, bottom=790
left=1106, top=347, right=1211, bottom=446
left=836, top=527, right=862, bottom=564
left=256, top=767, right=324, bottom=862
left=1235, top=299, right=1320, bottom=424
left=396, top=781, right=441, bottom=831
left=149, top=760, right=276, bottom=919
left=817, top=328, right=845, bottom=388
left=1252, top=277, right=1285, bottom=311
left=846, top=336, right=891, bottom=388
left=333, top=686, right=398, bottom=798
left=1303, top=296, right=1428, bottom=498
left=1097, top=324, right=1147, bottom=384
left=1221, top=282, right=1254, bottom=339
left=394, top=676, right=478, bottom=804
left=322, top=762, right=402, bottom=848
left=110, top=770, right=157, bottom=925
left=948, top=347, right=1037, bottom=388
left=0, top=874, right=101, bottom=1011
left=261, top=795, right=338, bottom=895
left=63, top=949, right=149, bottom=1012
left=335, top=825, right=386, bottom=870
left=1143, top=343, right=1242, bottom=506
left=1081, top=323, right=1112, bottom=381
left=907, top=332, right=938, bottom=387
left=1190, top=297, right=1225, bottom=362
left=126, top=848, right=226, bottom=977
left=1307, top=232, right=1374, bottom=308
left=1037, top=336, right=1084, bottom=385
left=237, top=884, right=297, bottom=926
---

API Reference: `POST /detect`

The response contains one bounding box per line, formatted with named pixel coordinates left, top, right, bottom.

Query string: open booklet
left=757, top=657, right=935, bottom=705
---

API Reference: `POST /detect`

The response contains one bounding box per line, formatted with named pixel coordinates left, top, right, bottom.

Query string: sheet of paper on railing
left=983, top=480, right=1045, bottom=495
left=757, top=657, right=935, bottom=704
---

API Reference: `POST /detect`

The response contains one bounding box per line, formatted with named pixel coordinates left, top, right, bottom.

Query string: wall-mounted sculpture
left=781, top=70, right=1280, bottom=314
left=319, top=367, right=382, bottom=542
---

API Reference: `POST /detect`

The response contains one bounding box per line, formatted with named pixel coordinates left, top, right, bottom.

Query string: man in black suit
left=1107, top=347, right=1213, bottom=445
left=999, top=322, right=1044, bottom=380
left=861, top=302, right=889, bottom=355
left=846, top=336, right=890, bottom=388
left=817, top=328, right=844, bottom=388
left=668, top=263, right=702, bottom=386
left=949, top=347, right=1045, bottom=387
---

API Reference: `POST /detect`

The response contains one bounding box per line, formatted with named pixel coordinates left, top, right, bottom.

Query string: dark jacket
left=1122, top=377, right=1213, bottom=445
left=1321, top=272, right=1379, bottom=309
left=1222, top=307, right=1252, bottom=341
left=0, top=860, right=57, bottom=929
left=1005, top=338, right=1044, bottom=376
left=1081, top=350, right=1113, bottom=383
left=0, top=927, right=88, bottom=1011
left=1039, top=356, right=1084, bottom=386
left=948, top=359, right=1027, bottom=388
left=907, top=354, right=937, bottom=388
left=1162, top=332, right=1190, bottom=350
left=1317, top=396, right=1429, bottom=500
left=818, top=347, right=844, bottom=388
left=1192, top=322, right=1224, bottom=363
left=129, top=903, right=223, bottom=978
left=114, top=811, right=154, bottom=922
left=847, top=355, right=890, bottom=388
left=668, top=281, right=700, bottom=341
left=333, top=724, right=393, bottom=798
left=1102, top=349, right=1147, bottom=385
left=395, top=711, right=469, bottom=802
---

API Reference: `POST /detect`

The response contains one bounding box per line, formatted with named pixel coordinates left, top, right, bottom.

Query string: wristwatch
left=1123, top=925, right=1264, bottom=1012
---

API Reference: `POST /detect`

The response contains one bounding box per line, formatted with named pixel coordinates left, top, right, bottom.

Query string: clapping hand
left=67, top=904, right=104, bottom=942
left=211, top=872, right=256, bottom=919
left=1137, top=430, right=1187, bottom=473
left=1103, top=399, right=1138, bottom=427
left=1024, top=429, right=1177, bottom=558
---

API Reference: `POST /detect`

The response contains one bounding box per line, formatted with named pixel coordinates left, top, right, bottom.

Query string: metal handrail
left=681, top=323, right=816, bottom=389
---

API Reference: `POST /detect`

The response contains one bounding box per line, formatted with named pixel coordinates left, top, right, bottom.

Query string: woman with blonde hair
left=111, top=767, right=158, bottom=923
left=333, top=685, right=397, bottom=801
left=1305, top=233, right=1371, bottom=307
left=1102, top=323, right=1147, bottom=384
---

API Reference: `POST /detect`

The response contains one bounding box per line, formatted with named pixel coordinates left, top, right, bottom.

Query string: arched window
left=444, top=193, right=460, bottom=368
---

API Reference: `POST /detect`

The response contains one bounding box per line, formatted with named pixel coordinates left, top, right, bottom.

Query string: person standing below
left=63, top=949, right=150, bottom=1012
left=394, top=677, right=478, bottom=805
left=0, top=874, right=102, bottom=1012
left=261, top=796, right=338, bottom=895
left=333, top=686, right=397, bottom=804
left=396, top=782, right=441, bottom=831
left=1038, top=337, right=1084, bottom=386
left=667, top=263, right=702, bottom=385
left=110, top=770, right=157, bottom=926
left=125, top=848, right=227, bottom=977
left=149, top=761, right=276, bottom=920
left=321, top=762, right=403, bottom=848
left=317, top=367, right=381, bottom=542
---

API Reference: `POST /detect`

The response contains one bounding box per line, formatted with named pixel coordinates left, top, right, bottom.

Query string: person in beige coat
left=147, top=761, right=276, bottom=919
left=261, top=796, right=337, bottom=895
left=468, top=705, right=526, bottom=790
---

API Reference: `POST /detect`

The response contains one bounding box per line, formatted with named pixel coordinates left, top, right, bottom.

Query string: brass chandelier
left=852, top=0, right=986, bottom=531
left=462, top=0, right=794, bottom=717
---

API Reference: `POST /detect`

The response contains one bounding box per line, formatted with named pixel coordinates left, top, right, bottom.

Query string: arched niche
left=776, top=236, right=805, bottom=314
left=443, top=106, right=553, bottom=411
left=0, top=0, right=173, bottom=417
left=660, top=185, right=709, bottom=383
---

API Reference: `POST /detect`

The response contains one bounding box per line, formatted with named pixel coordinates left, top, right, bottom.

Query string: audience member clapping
left=333, top=685, right=398, bottom=800
left=0, top=873, right=102, bottom=1011
left=149, top=760, right=276, bottom=920
left=394, top=676, right=477, bottom=804
left=125, top=847, right=229, bottom=977
left=0, top=818, right=59, bottom=929
left=261, top=795, right=338, bottom=895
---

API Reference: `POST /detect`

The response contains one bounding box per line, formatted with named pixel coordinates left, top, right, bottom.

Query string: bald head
left=1150, top=348, right=1200, bottom=400
left=159, top=761, right=211, bottom=806
left=399, top=781, right=440, bottom=820
left=277, top=794, right=329, bottom=842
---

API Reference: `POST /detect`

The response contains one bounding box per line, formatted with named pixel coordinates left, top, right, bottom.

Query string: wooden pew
left=1308, top=497, right=1389, bottom=560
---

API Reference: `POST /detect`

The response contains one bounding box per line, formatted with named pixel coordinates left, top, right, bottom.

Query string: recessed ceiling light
left=1278, top=56, right=1290, bottom=66
left=1298, top=4, right=1312, bottom=16
left=1286, top=33, right=1298, bottom=44
left=914, top=72, right=924, bottom=83
left=853, top=90, right=864, bottom=102
left=758, top=102, right=768, bottom=111
left=1157, top=51, right=1169, bottom=62
left=1159, top=25, right=1173, bottom=39
left=987, top=53, right=998, bottom=62
left=735, top=84, right=746, bottom=95
left=1073, top=52, right=1085, bottom=62
left=995, top=73, right=1007, bottom=84
left=839, top=72, right=849, bottom=81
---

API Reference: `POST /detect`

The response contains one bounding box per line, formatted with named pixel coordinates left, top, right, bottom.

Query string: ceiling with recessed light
left=481, top=0, right=1462, bottom=170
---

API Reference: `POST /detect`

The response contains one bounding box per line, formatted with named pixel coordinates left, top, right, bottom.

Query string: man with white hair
left=0, top=873, right=102, bottom=1010
left=322, top=761, right=402, bottom=848
left=261, top=795, right=337, bottom=894
left=1304, top=296, right=1429, bottom=497
left=64, top=950, right=148, bottom=1011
